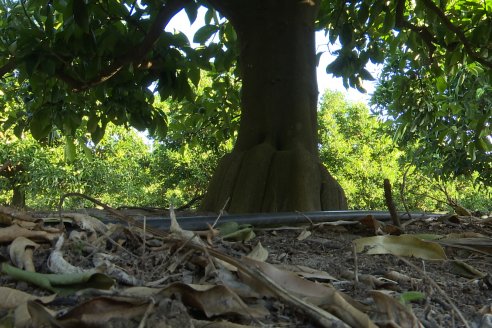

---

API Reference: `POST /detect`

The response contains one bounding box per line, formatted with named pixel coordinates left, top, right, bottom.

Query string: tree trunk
left=201, top=0, right=347, bottom=213
left=11, top=185, right=26, bottom=209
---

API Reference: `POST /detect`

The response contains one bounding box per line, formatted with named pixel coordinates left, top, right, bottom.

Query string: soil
left=1, top=208, right=491, bottom=328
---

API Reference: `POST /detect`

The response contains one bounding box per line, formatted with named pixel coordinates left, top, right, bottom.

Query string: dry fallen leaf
left=239, top=257, right=376, bottom=328
left=278, top=264, right=338, bottom=282
left=30, top=296, right=149, bottom=327
left=0, top=286, right=57, bottom=328
left=0, top=286, right=56, bottom=309
left=246, top=242, right=268, bottom=262
left=353, top=235, right=447, bottom=260
left=47, top=234, right=88, bottom=274
left=370, top=290, right=423, bottom=328
left=9, top=236, right=40, bottom=272
left=0, top=225, right=60, bottom=243
left=296, top=229, right=312, bottom=241
left=437, top=237, right=492, bottom=256
left=158, top=282, right=269, bottom=319
left=0, top=206, right=38, bottom=225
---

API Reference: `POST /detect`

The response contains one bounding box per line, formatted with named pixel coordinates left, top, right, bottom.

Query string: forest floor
left=0, top=206, right=491, bottom=328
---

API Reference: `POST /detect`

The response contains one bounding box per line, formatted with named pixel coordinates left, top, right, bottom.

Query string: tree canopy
left=0, top=0, right=490, bottom=212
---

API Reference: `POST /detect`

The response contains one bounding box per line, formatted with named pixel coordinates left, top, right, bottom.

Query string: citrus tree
left=0, top=0, right=490, bottom=213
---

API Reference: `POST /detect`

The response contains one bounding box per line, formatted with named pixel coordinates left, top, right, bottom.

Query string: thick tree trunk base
left=200, top=143, right=347, bottom=213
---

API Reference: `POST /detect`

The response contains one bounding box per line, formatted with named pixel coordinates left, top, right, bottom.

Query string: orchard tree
left=318, top=90, right=401, bottom=209
left=0, top=0, right=490, bottom=213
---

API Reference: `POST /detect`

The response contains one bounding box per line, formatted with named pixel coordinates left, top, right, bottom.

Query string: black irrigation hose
left=101, top=210, right=442, bottom=231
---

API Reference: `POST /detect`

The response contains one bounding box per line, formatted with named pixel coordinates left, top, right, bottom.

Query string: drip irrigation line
left=96, top=210, right=442, bottom=231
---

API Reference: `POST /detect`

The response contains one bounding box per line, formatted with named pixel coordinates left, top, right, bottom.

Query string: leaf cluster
left=317, top=0, right=491, bottom=91
left=0, top=0, right=239, bottom=147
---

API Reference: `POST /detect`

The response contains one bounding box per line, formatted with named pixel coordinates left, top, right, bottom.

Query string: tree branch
left=395, top=0, right=437, bottom=56
left=59, top=0, right=188, bottom=91
left=396, top=0, right=492, bottom=69
left=418, top=0, right=492, bottom=69
left=0, top=59, right=17, bottom=78
left=1, top=0, right=188, bottom=87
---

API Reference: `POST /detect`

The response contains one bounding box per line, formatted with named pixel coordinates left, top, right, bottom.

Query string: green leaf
left=360, top=68, right=375, bottom=81
left=340, top=23, right=353, bottom=45
left=184, top=1, right=198, bottom=24
left=91, top=123, right=106, bottom=145
left=193, top=25, right=219, bottom=44
left=86, top=114, right=98, bottom=133
left=73, top=0, right=89, bottom=32
left=475, top=88, right=484, bottom=99
left=358, top=3, right=370, bottom=23
left=188, top=67, right=201, bottom=87
left=436, top=76, right=447, bottom=93
left=64, top=136, right=76, bottom=162
left=382, top=10, right=395, bottom=33
left=30, top=111, right=52, bottom=140
left=1, top=262, right=113, bottom=295
left=399, top=291, right=426, bottom=304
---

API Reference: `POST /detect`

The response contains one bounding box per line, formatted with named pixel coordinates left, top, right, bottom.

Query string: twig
left=142, top=216, right=146, bottom=256
left=352, top=243, right=359, bottom=283
left=176, top=194, right=204, bottom=211
left=58, top=193, right=166, bottom=237
left=211, top=197, right=229, bottom=229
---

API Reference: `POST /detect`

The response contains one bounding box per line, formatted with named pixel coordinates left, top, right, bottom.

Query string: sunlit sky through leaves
left=166, top=8, right=380, bottom=105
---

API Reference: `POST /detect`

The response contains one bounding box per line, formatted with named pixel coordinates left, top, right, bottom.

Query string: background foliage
left=1, top=90, right=490, bottom=212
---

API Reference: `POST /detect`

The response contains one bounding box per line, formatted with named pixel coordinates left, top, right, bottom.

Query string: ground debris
left=0, top=207, right=490, bottom=327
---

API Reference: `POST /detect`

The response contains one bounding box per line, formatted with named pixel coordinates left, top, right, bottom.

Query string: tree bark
left=201, top=0, right=347, bottom=213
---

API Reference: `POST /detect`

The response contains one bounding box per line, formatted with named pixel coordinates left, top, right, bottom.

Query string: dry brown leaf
left=44, top=213, right=108, bottom=234
left=437, top=237, right=492, bottom=255
left=359, top=215, right=403, bottom=235
left=370, top=290, right=423, bottom=328
left=385, top=271, right=422, bottom=285
left=44, top=296, right=149, bottom=327
left=47, top=234, right=88, bottom=274
left=446, top=232, right=487, bottom=238
left=9, top=236, right=40, bottom=272
left=240, top=257, right=375, bottom=328
left=353, top=235, right=447, bottom=260
left=158, top=282, right=268, bottom=319
left=93, top=252, right=142, bottom=285
left=246, top=242, right=268, bottom=262
left=192, top=318, right=257, bottom=327
left=0, top=225, right=60, bottom=243
left=359, top=215, right=383, bottom=234
left=296, top=229, right=312, bottom=240
left=0, top=286, right=56, bottom=309
left=0, top=206, right=38, bottom=225
left=25, top=300, right=59, bottom=328
left=479, top=305, right=492, bottom=315
left=0, top=287, right=56, bottom=328
left=278, top=264, right=338, bottom=282
left=449, top=260, right=486, bottom=279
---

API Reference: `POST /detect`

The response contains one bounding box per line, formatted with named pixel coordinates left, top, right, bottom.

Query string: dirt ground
left=0, top=207, right=491, bottom=327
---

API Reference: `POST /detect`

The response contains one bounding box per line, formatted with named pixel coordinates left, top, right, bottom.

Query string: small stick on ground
left=211, top=197, right=230, bottom=229
left=384, top=179, right=401, bottom=227
left=352, top=243, right=359, bottom=283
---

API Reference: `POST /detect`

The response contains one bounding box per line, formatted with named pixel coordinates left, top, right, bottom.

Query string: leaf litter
left=0, top=204, right=491, bottom=327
